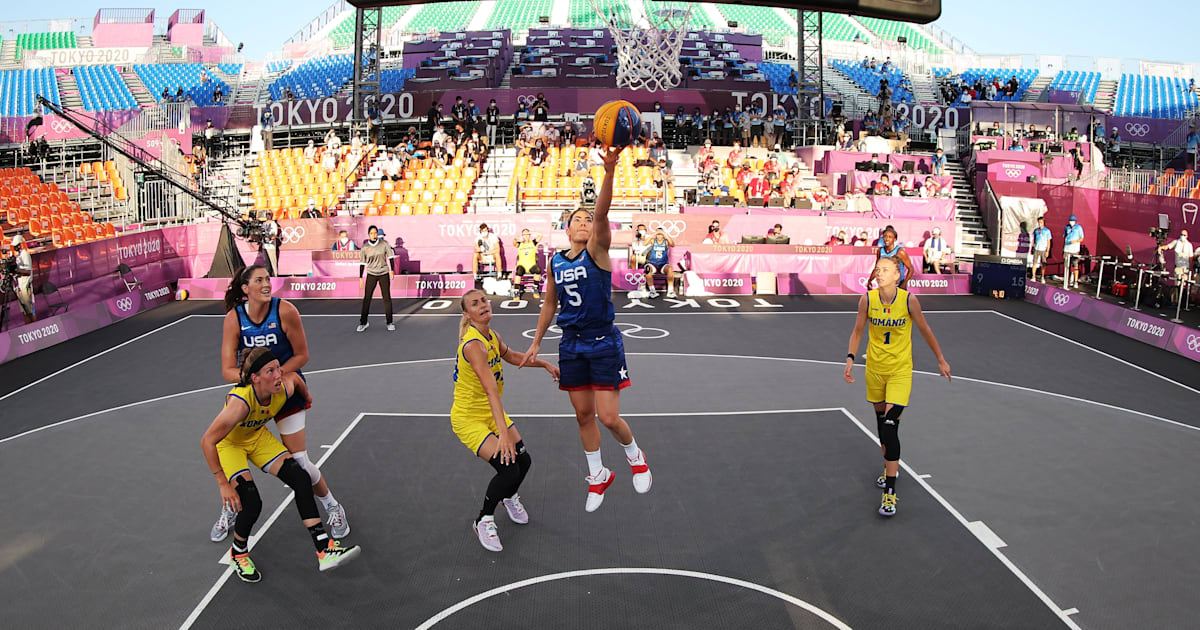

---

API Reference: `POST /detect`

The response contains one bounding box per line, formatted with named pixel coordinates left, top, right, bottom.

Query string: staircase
left=1021, top=75, right=1052, bottom=102
left=939, top=156, right=990, bottom=257
left=908, top=70, right=940, bottom=106
left=202, top=154, right=247, bottom=213
left=0, top=39, right=19, bottom=68
left=472, top=147, right=516, bottom=213
left=121, top=69, right=157, bottom=107
left=824, top=63, right=878, bottom=119
left=150, top=36, right=187, bottom=63
left=1093, top=79, right=1118, bottom=113
left=57, top=72, right=83, bottom=109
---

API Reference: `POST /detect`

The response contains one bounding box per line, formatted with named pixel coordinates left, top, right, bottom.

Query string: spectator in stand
left=1062, top=214, right=1084, bottom=288
left=175, top=87, right=186, bottom=102
left=1158, top=229, right=1196, bottom=282
left=932, top=148, right=946, bottom=176
left=872, top=176, right=891, bottom=196
left=324, top=128, right=341, bottom=151
left=769, top=223, right=787, bottom=241
left=301, top=197, right=323, bottom=219
left=837, top=132, right=855, bottom=150
left=923, top=227, right=952, bottom=274
left=653, top=158, right=673, bottom=189
left=895, top=175, right=911, bottom=196
left=748, top=104, right=763, bottom=148
left=321, top=149, right=339, bottom=174
left=333, top=230, right=357, bottom=251
left=432, top=124, right=448, bottom=147
left=727, top=141, right=746, bottom=169
left=213, top=84, right=224, bottom=105
left=747, top=170, right=771, bottom=204
left=530, top=141, right=548, bottom=167
left=383, top=151, right=402, bottom=181
left=696, top=138, right=714, bottom=162
left=1186, top=126, right=1199, bottom=169
left=451, top=96, right=468, bottom=129
left=1031, top=216, right=1051, bottom=282
left=921, top=176, right=941, bottom=198
left=648, top=133, right=667, bottom=162
left=852, top=230, right=871, bottom=246
left=763, top=154, right=781, bottom=180
left=485, top=99, right=500, bottom=146
left=763, top=113, right=777, bottom=150
left=472, top=223, right=502, bottom=277
left=788, top=69, right=798, bottom=90
left=734, top=163, right=754, bottom=195
left=532, top=93, right=549, bottom=122
left=737, top=106, right=751, bottom=148
left=773, top=106, right=788, bottom=148
left=426, top=100, right=441, bottom=139
left=704, top=220, right=730, bottom=244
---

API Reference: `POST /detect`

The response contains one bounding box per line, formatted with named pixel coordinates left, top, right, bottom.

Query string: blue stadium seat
left=134, top=63, right=230, bottom=107
left=0, top=68, right=61, bottom=116
left=267, top=55, right=354, bottom=101
left=75, top=66, right=137, bottom=112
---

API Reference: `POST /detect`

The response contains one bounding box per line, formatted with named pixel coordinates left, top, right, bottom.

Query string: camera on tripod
left=1150, top=213, right=1171, bottom=246
left=0, top=255, right=17, bottom=278
left=237, top=218, right=266, bottom=244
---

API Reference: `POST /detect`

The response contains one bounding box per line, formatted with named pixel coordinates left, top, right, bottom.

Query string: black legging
left=360, top=273, right=393, bottom=325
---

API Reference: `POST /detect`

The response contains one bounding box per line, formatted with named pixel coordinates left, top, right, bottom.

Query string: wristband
left=846, top=353, right=855, bottom=360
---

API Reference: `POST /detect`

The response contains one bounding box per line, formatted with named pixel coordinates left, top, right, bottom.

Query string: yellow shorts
left=865, top=369, right=912, bottom=407
left=451, top=410, right=515, bottom=455
left=217, top=429, right=290, bottom=481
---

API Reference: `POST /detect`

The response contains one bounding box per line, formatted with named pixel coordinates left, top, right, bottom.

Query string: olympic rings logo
left=1124, top=123, right=1150, bottom=137
left=648, top=220, right=686, bottom=238
left=624, top=271, right=645, bottom=285
left=49, top=119, right=74, bottom=134
left=115, top=297, right=134, bottom=312
left=522, top=322, right=670, bottom=340
left=1004, top=168, right=1024, bottom=178
left=1186, top=334, right=1200, bottom=352
left=1052, top=292, right=1071, bottom=306
left=280, top=226, right=306, bottom=244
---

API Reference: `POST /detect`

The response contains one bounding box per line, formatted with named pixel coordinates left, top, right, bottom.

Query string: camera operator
left=9, top=235, right=35, bottom=324
left=1158, top=229, right=1196, bottom=282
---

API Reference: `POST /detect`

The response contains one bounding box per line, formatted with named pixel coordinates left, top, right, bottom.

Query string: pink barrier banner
left=1023, top=281, right=1200, bottom=363
left=851, top=171, right=953, bottom=193
left=635, top=213, right=952, bottom=248
left=986, top=161, right=1039, bottom=183
left=178, top=274, right=474, bottom=299
left=687, top=273, right=754, bottom=295
left=870, top=196, right=955, bottom=221
left=310, top=250, right=361, bottom=276
left=687, top=244, right=924, bottom=275
left=776, top=273, right=969, bottom=295
left=277, top=214, right=555, bottom=251
left=0, top=283, right=173, bottom=365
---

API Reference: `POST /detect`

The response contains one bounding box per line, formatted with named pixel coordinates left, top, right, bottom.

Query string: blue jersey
left=880, top=243, right=907, bottom=282
left=647, top=240, right=670, bottom=266
left=236, top=298, right=295, bottom=369
left=552, top=248, right=614, bottom=332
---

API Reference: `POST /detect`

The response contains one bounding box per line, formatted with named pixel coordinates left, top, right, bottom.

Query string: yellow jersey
left=516, top=239, right=539, bottom=269
left=866, top=288, right=913, bottom=376
left=223, top=383, right=289, bottom=444
left=452, top=325, right=504, bottom=416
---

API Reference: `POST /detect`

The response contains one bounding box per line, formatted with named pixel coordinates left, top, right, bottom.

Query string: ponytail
left=224, top=265, right=266, bottom=313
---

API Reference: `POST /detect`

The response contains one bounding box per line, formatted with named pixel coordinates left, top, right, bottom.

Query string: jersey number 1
left=883, top=332, right=891, bottom=345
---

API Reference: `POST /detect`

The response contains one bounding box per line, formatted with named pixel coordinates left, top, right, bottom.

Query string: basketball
left=593, top=100, right=642, bottom=148
left=175, top=288, right=189, bottom=301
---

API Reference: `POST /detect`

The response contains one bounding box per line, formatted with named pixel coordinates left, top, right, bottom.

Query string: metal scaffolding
left=796, top=11, right=826, bottom=144
left=351, top=6, right=382, bottom=128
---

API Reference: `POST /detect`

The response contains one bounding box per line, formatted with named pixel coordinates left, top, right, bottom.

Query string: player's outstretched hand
left=843, top=359, right=855, bottom=383
left=518, top=342, right=539, bottom=369
left=939, top=359, right=952, bottom=382
left=602, top=145, right=625, bottom=169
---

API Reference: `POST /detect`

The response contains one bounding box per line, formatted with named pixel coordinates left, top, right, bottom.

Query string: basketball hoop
left=589, top=0, right=694, bottom=92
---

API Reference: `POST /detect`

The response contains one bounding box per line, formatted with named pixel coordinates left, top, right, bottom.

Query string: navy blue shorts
left=558, top=326, right=631, bottom=392
left=278, top=371, right=308, bottom=419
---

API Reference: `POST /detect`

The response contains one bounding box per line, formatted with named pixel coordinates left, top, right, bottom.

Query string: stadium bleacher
left=510, top=146, right=672, bottom=207
left=405, top=1, right=482, bottom=33
left=0, top=68, right=62, bottom=117
left=1047, top=70, right=1101, bottom=104
left=75, top=65, right=138, bottom=112
left=957, top=68, right=1039, bottom=102
left=14, top=31, right=77, bottom=60
left=135, top=63, right=230, bottom=107
left=0, top=166, right=117, bottom=248
left=760, top=62, right=798, bottom=95
left=329, top=6, right=411, bottom=48
left=714, top=5, right=791, bottom=45
left=267, top=55, right=353, bottom=101
left=1114, top=74, right=1198, bottom=119
left=854, top=16, right=943, bottom=54
left=361, top=151, right=481, bottom=215
left=830, top=59, right=913, bottom=103
left=487, top=0, right=554, bottom=30
left=216, top=63, right=243, bottom=76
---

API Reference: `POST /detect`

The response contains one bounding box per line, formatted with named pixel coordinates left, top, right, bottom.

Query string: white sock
left=622, top=438, right=641, bottom=461
left=584, top=449, right=604, bottom=477
left=317, top=492, right=338, bottom=510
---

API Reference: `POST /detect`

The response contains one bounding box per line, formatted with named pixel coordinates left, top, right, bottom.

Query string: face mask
left=340, top=237, right=349, bottom=245
left=637, top=230, right=645, bottom=238
left=369, top=235, right=379, bottom=244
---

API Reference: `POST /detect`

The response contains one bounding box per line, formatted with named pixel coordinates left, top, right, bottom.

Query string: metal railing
left=285, top=0, right=352, bottom=45
left=1096, top=168, right=1199, bottom=197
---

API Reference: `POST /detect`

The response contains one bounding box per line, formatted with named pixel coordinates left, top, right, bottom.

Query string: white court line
left=5, top=351, right=1198, bottom=447
left=188, top=309, right=990, bottom=318
left=414, top=567, right=853, bottom=630
left=0, top=314, right=194, bottom=403
left=369, top=408, right=844, bottom=418
left=988, top=310, right=1200, bottom=395
left=839, top=408, right=1082, bottom=630
left=182, top=413, right=367, bottom=630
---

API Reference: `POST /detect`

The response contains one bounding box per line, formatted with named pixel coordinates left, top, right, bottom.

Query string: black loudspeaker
left=699, top=195, right=716, bottom=205
left=898, top=36, right=908, bottom=44
left=718, top=195, right=737, bottom=205
left=902, top=160, right=915, bottom=173
left=831, top=103, right=843, bottom=117
left=539, top=15, right=549, bottom=23
left=1027, top=175, right=1038, bottom=183
left=728, top=20, right=739, bottom=28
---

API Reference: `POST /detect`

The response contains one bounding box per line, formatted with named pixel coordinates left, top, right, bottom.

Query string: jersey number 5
left=562, top=283, right=582, bottom=306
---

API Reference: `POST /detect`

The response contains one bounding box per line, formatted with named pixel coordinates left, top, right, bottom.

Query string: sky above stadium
left=3, top=0, right=1195, bottom=65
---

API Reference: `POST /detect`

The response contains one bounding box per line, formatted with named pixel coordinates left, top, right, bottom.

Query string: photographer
left=1158, top=229, right=1196, bottom=282
left=9, top=235, right=35, bottom=325
left=580, top=173, right=597, bottom=204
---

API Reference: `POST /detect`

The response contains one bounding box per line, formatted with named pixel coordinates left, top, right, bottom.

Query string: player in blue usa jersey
left=521, top=145, right=653, bottom=513
left=209, top=265, right=350, bottom=542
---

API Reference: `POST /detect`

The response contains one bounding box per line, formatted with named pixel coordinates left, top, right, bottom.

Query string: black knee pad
left=487, top=452, right=523, bottom=482
left=516, top=449, right=532, bottom=477
left=233, top=478, right=262, bottom=539
left=880, top=406, right=903, bottom=462
left=277, top=458, right=320, bottom=520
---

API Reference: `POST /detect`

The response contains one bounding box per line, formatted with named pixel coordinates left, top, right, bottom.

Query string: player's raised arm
left=588, top=145, right=624, bottom=267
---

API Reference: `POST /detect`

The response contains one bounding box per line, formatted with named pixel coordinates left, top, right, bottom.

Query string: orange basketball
left=593, top=100, right=642, bottom=147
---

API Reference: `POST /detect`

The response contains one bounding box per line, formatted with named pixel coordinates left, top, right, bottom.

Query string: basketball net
left=589, top=0, right=694, bottom=92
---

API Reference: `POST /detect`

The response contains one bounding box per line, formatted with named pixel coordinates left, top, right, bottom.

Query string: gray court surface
left=0, top=294, right=1197, bottom=629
